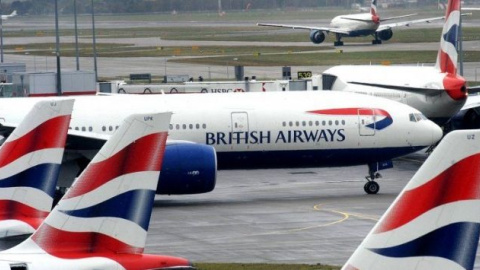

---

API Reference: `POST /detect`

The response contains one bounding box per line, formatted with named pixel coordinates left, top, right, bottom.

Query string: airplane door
left=231, top=112, right=249, bottom=133
left=231, top=112, right=249, bottom=150
left=358, top=109, right=375, bottom=136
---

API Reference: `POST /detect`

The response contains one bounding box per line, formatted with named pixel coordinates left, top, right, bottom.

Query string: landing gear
left=334, top=34, right=344, bottom=46
left=372, top=33, right=382, bottom=45
left=364, top=169, right=382, bottom=195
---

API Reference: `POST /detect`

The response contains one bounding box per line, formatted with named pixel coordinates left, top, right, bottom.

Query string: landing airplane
left=257, top=0, right=445, bottom=46
left=1, top=11, right=16, bottom=20
left=0, top=112, right=195, bottom=270
left=0, top=91, right=442, bottom=194
left=0, top=100, right=73, bottom=241
left=322, top=0, right=467, bottom=125
left=342, top=128, right=480, bottom=270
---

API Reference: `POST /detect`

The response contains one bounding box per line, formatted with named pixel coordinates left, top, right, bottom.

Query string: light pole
left=74, top=0, right=80, bottom=70
left=55, top=0, right=62, bottom=95
left=0, top=0, right=4, bottom=63
left=91, top=0, right=98, bottom=82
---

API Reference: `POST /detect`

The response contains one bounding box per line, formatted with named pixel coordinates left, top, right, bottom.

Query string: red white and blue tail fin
left=24, top=112, right=193, bottom=269
left=370, top=0, right=378, bottom=17
left=343, top=129, right=480, bottom=270
left=435, top=0, right=461, bottom=75
left=0, top=100, right=73, bottom=238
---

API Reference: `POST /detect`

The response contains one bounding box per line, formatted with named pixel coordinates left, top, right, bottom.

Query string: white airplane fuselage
left=323, top=65, right=467, bottom=124
left=330, top=13, right=379, bottom=37
left=0, top=92, right=441, bottom=169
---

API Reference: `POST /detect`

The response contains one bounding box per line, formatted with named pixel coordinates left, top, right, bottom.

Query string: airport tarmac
left=144, top=151, right=480, bottom=267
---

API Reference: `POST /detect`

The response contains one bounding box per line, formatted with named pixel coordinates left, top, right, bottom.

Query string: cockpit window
left=409, top=113, right=427, bottom=122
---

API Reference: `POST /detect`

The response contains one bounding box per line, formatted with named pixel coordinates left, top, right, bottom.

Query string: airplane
left=257, top=0, right=445, bottom=46
left=321, top=0, right=467, bottom=125
left=342, top=128, right=480, bottom=270
left=0, top=100, right=73, bottom=242
left=0, top=111, right=195, bottom=270
left=1, top=11, right=16, bottom=20
left=0, top=91, right=442, bottom=194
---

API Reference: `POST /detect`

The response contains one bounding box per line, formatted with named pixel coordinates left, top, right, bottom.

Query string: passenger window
left=169, top=124, right=173, bottom=130
left=109, top=126, right=113, bottom=131
left=102, top=126, right=106, bottom=132
left=176, top=124, right=180, bottom=130
left=89, top=127, right=93, bottom=132
left=202, top=124, right=207, bottom=129
left=196, top=124, right=200, bottom=129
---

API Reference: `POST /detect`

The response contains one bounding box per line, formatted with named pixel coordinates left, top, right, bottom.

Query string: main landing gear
left=334, top=33, right=344, bottom=46
left=364, top=166, right=382, bottom=194
left=372, top=33, right=382, bottom=45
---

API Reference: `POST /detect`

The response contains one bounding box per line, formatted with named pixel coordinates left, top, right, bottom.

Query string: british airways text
left=206, top=129, right=346, bottom=145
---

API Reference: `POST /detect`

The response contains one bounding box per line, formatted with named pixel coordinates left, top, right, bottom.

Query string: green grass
left=6, top=43, right=329, bottom=58
left=6, top=24, right=480, bottom=44
left=193, top=263, right=340, bottom=270
left=169, top=50, right=480, bottom=66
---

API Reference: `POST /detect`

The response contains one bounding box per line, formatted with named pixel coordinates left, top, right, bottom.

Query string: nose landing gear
left=364, top=172, right=381, bottom=195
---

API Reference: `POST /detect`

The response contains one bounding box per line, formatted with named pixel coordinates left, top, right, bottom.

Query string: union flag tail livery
left=435, top=0, right=460, bottom=75
left=0, top=112, right=194, bottom=270
left=343, top=129, right=480, bottom=270
left=0, top=100, right=73, bottom=239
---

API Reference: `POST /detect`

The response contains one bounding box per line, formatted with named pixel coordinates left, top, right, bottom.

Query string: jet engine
left=446, top=108, right=480, bottom=131
left=309, top=30, right=326, bottom=44
left=158, top=141, right=217, bottom=195
left=378, top=29, right=393, bottom=41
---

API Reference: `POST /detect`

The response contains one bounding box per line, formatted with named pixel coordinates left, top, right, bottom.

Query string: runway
left=145, top=152, right=424, bottom=266
left=2, top=15, right=480, bottom=82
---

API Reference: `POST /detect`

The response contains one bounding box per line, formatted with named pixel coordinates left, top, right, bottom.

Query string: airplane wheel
left=365, top=181, right=380, bottom=195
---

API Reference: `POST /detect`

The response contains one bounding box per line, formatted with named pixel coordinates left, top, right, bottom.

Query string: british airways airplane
left=322, top=0, right=467, bottom=125
left=0, top=91, right=442, bottom=194
left=342, top=128, right=480, bottom=270
left=257, top=0, right=445, bottom=46
left=0, top=112, right=195, bottom=270
left=0, top=100, right=73, bottom=240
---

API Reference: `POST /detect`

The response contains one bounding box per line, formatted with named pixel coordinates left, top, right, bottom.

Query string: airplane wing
left=66, top=130, right=110, bottom=150
left=348, top=81, right=446, bottom=96
left=469, top=85, right=480, bottom=94
left=380, top=13, right=417, bottom=22
left=256, top=23, right=351, bottom=35
left=377, top=15, right=445, bottom=31
left=463, top=7, right=480, bottom=11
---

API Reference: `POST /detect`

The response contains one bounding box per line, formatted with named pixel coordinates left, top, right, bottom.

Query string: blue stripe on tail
left=369, top=222, right=480, bottom=270
left=61, top=189, right=156, bottom=231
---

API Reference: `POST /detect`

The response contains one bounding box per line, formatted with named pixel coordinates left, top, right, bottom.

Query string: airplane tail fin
left=30, top=112, right=173, bottom=255
left=10, top=10, right=16, bottom=17
left=342, top=129, right=480, bottom=270
left=0, top=100, right=73, bottom=237
left=370, top=0, right=378, bottom=16
left=435, top=0, right=460, bottom=74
